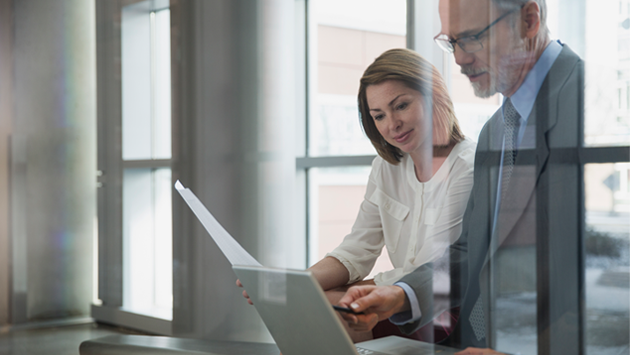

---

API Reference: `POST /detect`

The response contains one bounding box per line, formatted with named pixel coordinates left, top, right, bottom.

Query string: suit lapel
left=470, top=44, right=582, bottom=348
left=482, top=44, right=579, bottom=263
left=482, top=45, right=579, bottom=272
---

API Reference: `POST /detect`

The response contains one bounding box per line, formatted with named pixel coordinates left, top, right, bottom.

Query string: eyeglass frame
left=433, top=5, right=523, bottom=54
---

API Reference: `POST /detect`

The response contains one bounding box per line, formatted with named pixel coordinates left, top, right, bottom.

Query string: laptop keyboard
left=355, top=346, right=390, bottom=355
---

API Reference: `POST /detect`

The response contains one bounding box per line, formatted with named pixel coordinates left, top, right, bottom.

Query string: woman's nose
left=389, top=114, right=402, bottom=131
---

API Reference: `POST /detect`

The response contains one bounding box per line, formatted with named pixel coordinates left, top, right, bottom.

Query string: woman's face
left=366, top=80, right=431, bottom=155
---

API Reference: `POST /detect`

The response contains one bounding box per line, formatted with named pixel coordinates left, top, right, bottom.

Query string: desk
left=79, top=335, right=280, bottom=355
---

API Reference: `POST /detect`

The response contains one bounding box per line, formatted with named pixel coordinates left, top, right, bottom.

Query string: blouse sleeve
left=326, top=159, right=386, bottom=284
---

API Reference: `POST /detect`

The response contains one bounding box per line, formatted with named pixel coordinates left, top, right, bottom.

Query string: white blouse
left=326, top=137, right=476, bottom=286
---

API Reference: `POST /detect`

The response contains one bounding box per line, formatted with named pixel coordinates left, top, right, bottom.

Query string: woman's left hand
left=236, top=279, right=253, bottom=305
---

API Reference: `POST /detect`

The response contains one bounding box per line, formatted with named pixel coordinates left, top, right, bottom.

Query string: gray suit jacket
left=398, top=44, right=584, bottom=350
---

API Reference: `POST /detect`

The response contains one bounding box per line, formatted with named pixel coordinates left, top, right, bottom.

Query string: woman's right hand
left=236, top=279, right=253, bottom=305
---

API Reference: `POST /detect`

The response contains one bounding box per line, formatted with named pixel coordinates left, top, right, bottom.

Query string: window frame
left=94, top=0, right=174, bottom=335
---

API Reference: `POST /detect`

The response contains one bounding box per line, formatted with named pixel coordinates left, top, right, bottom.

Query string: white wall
left=5, top=0, right=96, bottom=324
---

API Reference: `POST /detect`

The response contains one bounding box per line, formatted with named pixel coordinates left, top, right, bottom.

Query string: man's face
left=439, top=0, right=527, bottom=97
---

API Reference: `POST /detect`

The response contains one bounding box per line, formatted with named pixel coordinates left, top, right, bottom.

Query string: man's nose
left=453, top=47, right=474, bottom=67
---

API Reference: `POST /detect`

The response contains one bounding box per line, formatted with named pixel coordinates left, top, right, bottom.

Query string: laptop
left=233, top=265, right=458, bottom=355
left=175, top=181, right=459, bottom=355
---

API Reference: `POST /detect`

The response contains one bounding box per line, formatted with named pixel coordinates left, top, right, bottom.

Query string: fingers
left=338, top=309, right=378, bottom=332
left=338, top=312, right=358, bottom=325
left=349, top=289, right=383, bottom=313
left=236, top=279, right=254, bottom=305
left=336, top=285, right=389, bottom=332
left=345, top=313, right=379, bottom=332
left=241, top=289, right=253, bottom=305
left=348, top=286, right=399, bottom=315
left=338, top=286, right=377, bottom=311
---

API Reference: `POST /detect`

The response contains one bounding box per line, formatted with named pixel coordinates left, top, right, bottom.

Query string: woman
left=308, top=48, right=475, bottom=341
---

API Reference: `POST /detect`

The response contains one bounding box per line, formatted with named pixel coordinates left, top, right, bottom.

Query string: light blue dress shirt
left=491, top=40, right=562, bottom=237
left=391, top=40, right=563, bottom=327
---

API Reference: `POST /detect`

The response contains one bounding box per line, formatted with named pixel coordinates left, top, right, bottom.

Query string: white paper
left=175, top=180, right=262, bottom=267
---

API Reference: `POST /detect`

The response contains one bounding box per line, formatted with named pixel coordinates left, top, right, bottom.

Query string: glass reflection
left=585, top=163, right=630, bottom=354
left=308, top=0, right=406, bottom=157
left=307, top=166, right=394, bottom=278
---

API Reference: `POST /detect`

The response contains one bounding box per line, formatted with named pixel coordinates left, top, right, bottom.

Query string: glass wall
left=309, top=0, right=406, bottom=157
left=92, top=0, right=630, bottom=349
left=433, top=1, right=629, bottom=353
left=582, top=0, right=630, bottom=147
left=585, top=163, right=630, bottom=354
left=304, top=0, right=630, bottom=353
left=554, top=1, right=630, bottom=353
left=307, top=166, right=393, bottom=275
left=306, top=0, right=405, bottom=277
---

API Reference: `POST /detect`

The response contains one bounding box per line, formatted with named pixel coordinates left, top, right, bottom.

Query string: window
left=96, top=0, right=173, bottom=328
left=308, top=0, right=406, bottom=157
left=304, top=0, right=407, bottom=277
left=585, top=163, right=629, bottom=354
left=120, top=2, right=172, bottom=319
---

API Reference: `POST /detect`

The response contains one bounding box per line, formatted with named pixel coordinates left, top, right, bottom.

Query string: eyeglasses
left=434, top=6, right=521, bottom=54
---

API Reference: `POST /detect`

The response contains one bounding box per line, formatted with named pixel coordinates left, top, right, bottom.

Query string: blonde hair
left=358, top=48, right=464, bottom=164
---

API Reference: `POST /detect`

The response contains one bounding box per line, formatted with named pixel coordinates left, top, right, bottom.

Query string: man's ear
left=521, top=1, right=541, bottom=39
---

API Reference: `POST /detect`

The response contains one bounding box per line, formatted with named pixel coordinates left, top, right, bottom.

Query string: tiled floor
left=0, top=322, right=146, bottom=355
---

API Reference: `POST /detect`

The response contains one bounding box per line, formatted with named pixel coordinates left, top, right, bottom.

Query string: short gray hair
left=491, top=0, right=549, bottom=39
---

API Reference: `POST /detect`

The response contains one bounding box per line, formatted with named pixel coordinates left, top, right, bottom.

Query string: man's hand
left=236, top=279, right=253, bottom=305
left=455, top=348, right=507, bottom=355
left=336, top=285, right=408, bottom=332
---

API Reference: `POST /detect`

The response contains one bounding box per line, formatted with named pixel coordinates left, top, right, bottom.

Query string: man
left=338, top=0, right=583, bottom=353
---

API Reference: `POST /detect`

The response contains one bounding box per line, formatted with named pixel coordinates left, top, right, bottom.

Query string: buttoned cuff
left=389, top=282, right=422, bottom=325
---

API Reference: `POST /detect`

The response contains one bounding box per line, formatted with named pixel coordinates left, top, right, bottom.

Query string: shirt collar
left=504, top=40, right=563, bottom=122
